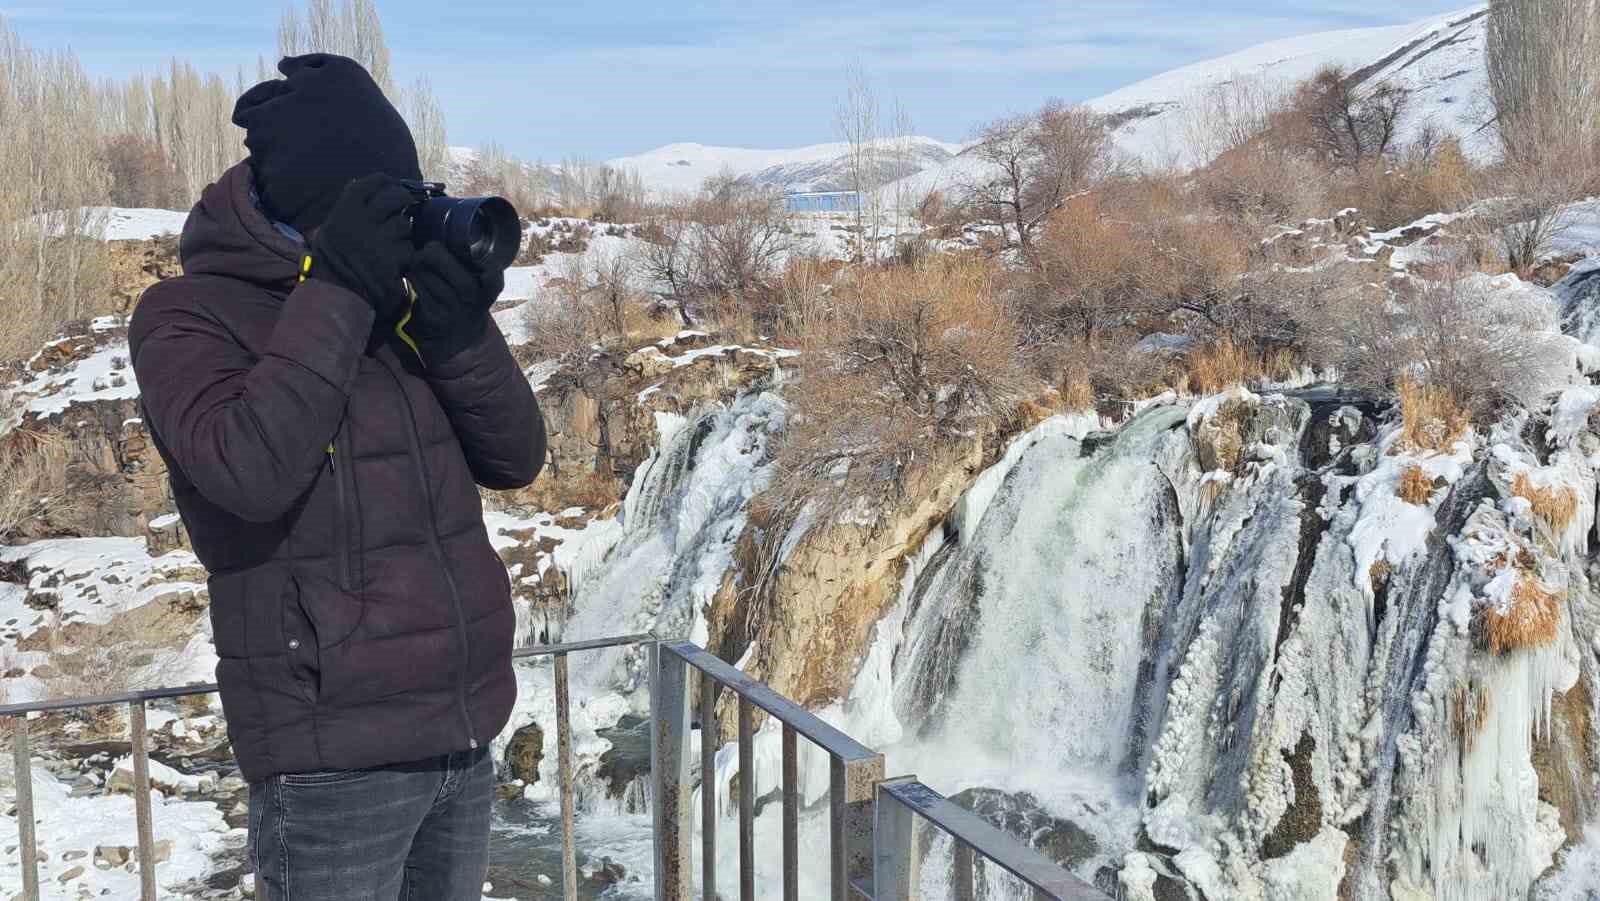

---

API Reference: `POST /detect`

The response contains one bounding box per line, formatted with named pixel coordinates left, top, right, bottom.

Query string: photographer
left=128, top=54, right=544, bottom=900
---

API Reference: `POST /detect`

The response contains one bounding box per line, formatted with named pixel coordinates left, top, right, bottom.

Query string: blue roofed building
left=784, top=190, right=862, bottom=213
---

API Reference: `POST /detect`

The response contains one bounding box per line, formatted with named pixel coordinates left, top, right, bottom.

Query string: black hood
left=179, top=161, right=304, bottom=293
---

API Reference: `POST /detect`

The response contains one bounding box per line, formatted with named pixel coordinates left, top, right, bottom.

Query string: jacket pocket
left=278, top=767, right=372, bottom=787
left=280, top=573, right=321, bottom=705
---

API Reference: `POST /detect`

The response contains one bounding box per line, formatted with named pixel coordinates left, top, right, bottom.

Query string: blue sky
left=4, top=1, right=1475, bottom=159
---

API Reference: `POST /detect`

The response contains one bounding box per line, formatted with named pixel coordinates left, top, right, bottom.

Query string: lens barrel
left=410, top=195, right=520, bottom=272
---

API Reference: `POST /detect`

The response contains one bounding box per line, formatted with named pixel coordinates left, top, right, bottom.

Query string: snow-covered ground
left=95, top=207, right=188, bottom=241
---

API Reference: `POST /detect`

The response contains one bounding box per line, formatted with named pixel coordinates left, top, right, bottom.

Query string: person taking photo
left=129, top=53, right=545, bottom=901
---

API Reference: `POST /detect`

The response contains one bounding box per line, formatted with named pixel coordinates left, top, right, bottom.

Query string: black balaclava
left=231, top=54, right=422, bottom=236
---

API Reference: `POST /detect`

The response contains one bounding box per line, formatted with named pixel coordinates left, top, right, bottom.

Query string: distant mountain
left=608, top=138, right=966, bottom=196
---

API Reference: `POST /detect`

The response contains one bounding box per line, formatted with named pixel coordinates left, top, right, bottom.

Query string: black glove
left=306, top=173, right=416, bottom=323
left=404, top=242, right=505, bottom=366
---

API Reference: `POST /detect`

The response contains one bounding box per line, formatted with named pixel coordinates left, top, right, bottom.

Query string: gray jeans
left=247, top=747, right=494, bottom=900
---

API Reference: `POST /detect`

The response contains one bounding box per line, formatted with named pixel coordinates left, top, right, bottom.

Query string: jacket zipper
left=378, top=357, right=477, bottom=749
left=327, top=428, right=353, bottom=592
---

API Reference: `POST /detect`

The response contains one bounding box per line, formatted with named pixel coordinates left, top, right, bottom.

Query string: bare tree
left=694, top=189, right=793, bottom=318
left=1487, top=0, right=1600, bottom=161
left=1180, top=75, right=1286, bottom=166
left=277, top=0, right=394, bottom=97
left=964, top=99, right=1112, bottom=257
left=0, top=16, right=112, bottom=361
left=834, top=60, right=881, bottom=260
left=889, top=98, right=916, bottom=239
left=402, top=76, right=449, bottom=180
left=1286, top=66, right=1409, bottom=164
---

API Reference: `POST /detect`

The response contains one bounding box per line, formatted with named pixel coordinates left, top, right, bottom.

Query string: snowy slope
left=1089, top=6, right=1491, bottom=166
left=884, top=5, right=1492, bottom=204
left=609, top=137, right=965, bottom=196
left=97, top=207, right=189, bottom=241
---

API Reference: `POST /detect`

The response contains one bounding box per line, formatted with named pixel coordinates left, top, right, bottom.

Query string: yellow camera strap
left=394, top=277, right=424, bottom=367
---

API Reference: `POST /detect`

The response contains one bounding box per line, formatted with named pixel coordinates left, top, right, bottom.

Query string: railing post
left=11, top=715, right=39, bottom=901
left=738, top=699, right=755, bottom=901
left=700, top=672, right=718, bottom=901
left=130, top=700, right=158, bottom=901
left=953, top=842, right=975, bottom=901
left=554, top=653, right=578, bottom=901
left=874, top=777, right=921, bottom=901
left=832, top=752, right=885, bottom=900
left=650, top=641, right=692, bottom=901
left=781, top=724, right=799, bottom=901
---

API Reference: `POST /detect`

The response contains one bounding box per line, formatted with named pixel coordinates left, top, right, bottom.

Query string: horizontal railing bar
left=661, top=640, right=878, bottom=764
left=0, top=682, right=220, bottom=717
left=0, top=634, right=656, bottom=718
left=511, top=633, right=655, bottom=659
left=879, top=780, right=1107, bottom=901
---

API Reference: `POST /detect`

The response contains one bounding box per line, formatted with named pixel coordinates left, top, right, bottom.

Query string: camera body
left=399, top=180, right=520, bottom=273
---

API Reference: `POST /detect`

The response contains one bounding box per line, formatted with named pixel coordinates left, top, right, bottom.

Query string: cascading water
left=490, top=363, right=1600, bottom=899
left=487, top=391, right=786, bottom=898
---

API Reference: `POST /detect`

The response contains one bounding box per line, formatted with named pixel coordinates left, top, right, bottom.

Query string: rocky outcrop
left=705, top=434, right=988, bottom=719
left=505, top=722, right=545, bottom=785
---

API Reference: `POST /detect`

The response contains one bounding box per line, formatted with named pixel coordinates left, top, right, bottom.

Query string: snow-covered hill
left=884, top=5, right=1493, bottom=205
left=608, top=137, right=965, bottom=196
left=1091, top=5, right=1491, bottom=167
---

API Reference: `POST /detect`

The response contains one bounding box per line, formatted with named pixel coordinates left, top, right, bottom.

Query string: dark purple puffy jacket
left=130, top=161, right=544, bottom=782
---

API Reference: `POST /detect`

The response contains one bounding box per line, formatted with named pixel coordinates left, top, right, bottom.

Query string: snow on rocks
left=10, top=322, right=138, bottom=422
left=0, top=763, right=229, bottom=900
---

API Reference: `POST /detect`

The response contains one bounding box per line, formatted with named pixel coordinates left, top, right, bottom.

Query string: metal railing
left=3, top=635, right=1106, bottom=901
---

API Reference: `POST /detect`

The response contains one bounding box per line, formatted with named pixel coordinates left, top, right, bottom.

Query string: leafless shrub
left=524, top=255, right=602, bottom=361
left=1019, top=195, right=1148, bottom=347
left=769, top=255, right=1028, bottom=519
left=1346, top=272, right=1569, bottom=421
left=1482, top=138, right=1597, bottom=276
left=1181, top=75, right=1287, bottom=166
left=100, top=134, right=185, bottom=209
left=634, top=187, right=794, bottom=330
left=632, top=203, right=700, bottom=327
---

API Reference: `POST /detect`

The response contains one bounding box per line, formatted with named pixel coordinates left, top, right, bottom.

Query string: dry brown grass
left=0, top=421, right=68, bottom=541
left=1510, top=472, right=1579, bottom=536
left=1061, top=377, right=1095, bottom=413
left=1397, top=465, right=1436, bottom=506
left=1395, top=377, right=1470, bottom=454
left=1369, top=558, right=1392, bottom=595
left=1483, top=573, right=1564, bottom=655
left=621, top=301, right=684, bottom=347
left=1187, top=341, right=1260, bottom=394
left=1327, top=139, right=1478, bottom=231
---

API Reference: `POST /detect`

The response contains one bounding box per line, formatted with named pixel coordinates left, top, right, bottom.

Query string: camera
left=399, top=180, right=520, bottom=273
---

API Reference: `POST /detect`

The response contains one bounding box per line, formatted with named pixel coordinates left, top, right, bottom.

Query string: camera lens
left=411, top=194, right=521, bottom=273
